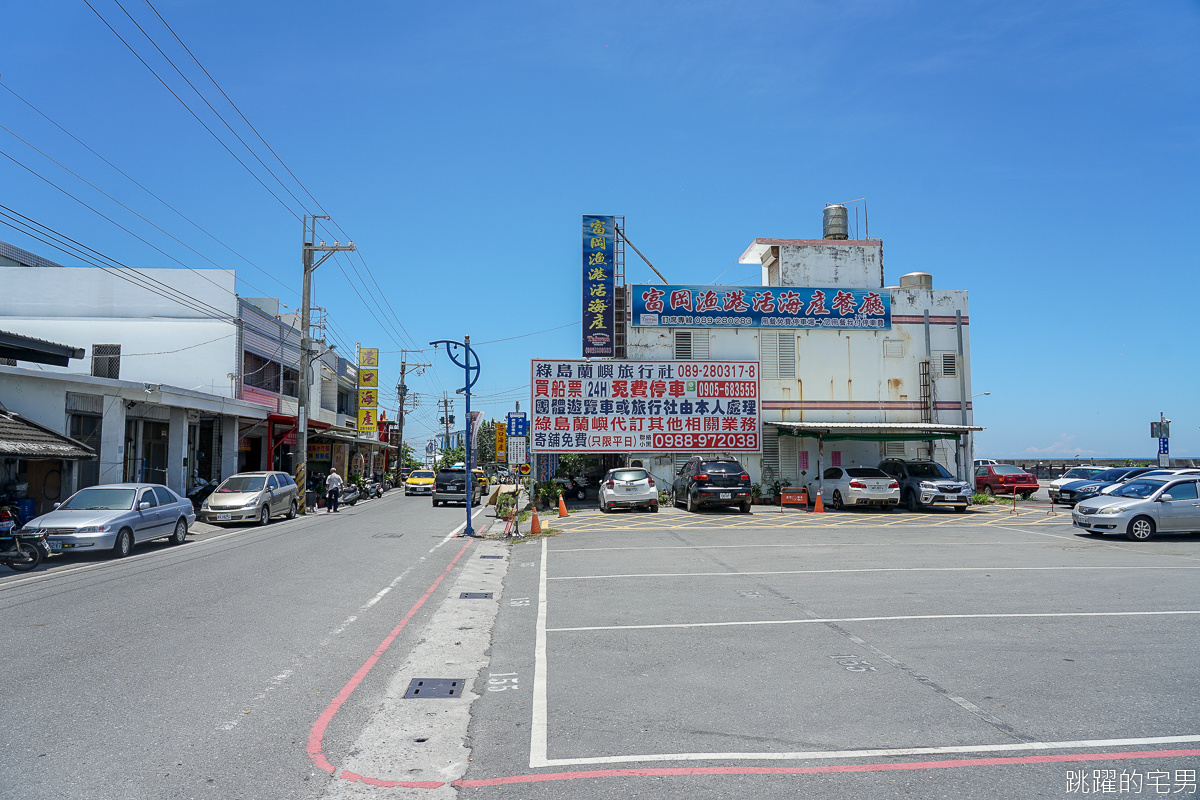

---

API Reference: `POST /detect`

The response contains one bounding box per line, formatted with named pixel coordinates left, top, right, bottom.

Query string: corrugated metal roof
left=0, top=411, right=96, bottom=460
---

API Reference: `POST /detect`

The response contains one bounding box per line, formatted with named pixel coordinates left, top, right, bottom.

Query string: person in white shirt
left=325, top=468, right=344, bottom=513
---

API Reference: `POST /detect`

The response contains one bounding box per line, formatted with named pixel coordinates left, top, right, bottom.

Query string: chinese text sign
left=631, top=284, right=891, bottom=330
left=582, top=215, right=616, bottom=356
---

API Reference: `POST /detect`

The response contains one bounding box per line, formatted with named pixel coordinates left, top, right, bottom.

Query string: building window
left=69, top=414, right=102, bottom=489
left=934, top=351, right=958, bottom=377
left=91, top=344, right=121, bottom=379
left=281, top=366, right=299, bottom=398
left=243, top=351, right=281, bottom=393
left=759, top=332, right=796, bottom=379
left=337, top=390, right=352, bottom=415
left=673, top=330, right=709, bottom=360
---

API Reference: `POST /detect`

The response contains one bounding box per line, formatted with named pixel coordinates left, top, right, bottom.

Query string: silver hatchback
left=200, top=471, right=300, bottom=525
left=1073, top=477, right=1200, bottom=541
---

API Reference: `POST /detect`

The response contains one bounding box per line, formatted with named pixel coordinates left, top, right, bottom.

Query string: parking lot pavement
left=458, top=508, right=1200, bottom=798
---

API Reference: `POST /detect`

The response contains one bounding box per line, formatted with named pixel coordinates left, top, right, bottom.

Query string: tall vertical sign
left=582, top=215, right=616, bottom=357
left=357, top=347, right=379, bottom=433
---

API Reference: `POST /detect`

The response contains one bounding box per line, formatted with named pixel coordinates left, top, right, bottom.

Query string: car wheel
left=599, top=499, right=609, bottom=513
left=953, top=505, right=967, bottom=513
left=112, top=528, right=134, bottom=558
left=432, top=499, right=439, bottom=507
left=982, top=485, right=994, bottom=496
left=831, top=490, right=844, bottom=511
left=686, top=491, right=696, bottom=513
left=906, top=492, right=922, bottom=513
left=740, top=500, right=751, bottom=514
left=651, top=503, right=659, bottom=513
left=259, top=506, right=271, bottom=526
left=287, top=499, right=298, bottom=519
left=169, top=518, right=188, bottom=545
left=1126, top=516, right=1156, bottom=542
left=1020, top=492, right=1032, bottom=500
left=575, top=487, right=586, bottom=501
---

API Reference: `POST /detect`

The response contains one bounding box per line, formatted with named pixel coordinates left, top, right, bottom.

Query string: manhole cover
left=372, top=532, right=405, bottom=539
left=459, top=592, right=494, bottom=599
left=403, top=678, right=465, bottom=698
left=479, top=555, right=503, bottom=559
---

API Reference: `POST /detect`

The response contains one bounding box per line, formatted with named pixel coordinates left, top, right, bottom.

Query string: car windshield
left=992, top=465, right=1025, bottom=475
left=1111, top=480, right=1166, bottom=499
left=907, top=463, right=954, bottom=479
left=846, top=468, right=888, bottom=478
left=217, top=476, right=266, bottom=493
left=1091, top=469, right=1130, bottom=482
left=611, top=469, right=648, bottom=481
left=410, top=471, right=434, bottom=479
left=59, top=487, right=136, bottom=510
left=702, top=462, right=744, bottom=474
left=1062, top=468, right=1103, bottom=479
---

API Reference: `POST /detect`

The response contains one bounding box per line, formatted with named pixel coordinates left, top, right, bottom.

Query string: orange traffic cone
left=812, top=490, right=825, bottom=514
left=558, top=494, right=569, bottom=518
left=530, top=504, right=542, bottom=535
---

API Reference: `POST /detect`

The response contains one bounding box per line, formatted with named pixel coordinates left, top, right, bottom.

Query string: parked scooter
left=553, top=476, right=589, bottom=501
left=0, top=509, right=47, bottom=572
left=365, top=480, right=384, bottom=499
left=341, top=483, right=361, bottom=506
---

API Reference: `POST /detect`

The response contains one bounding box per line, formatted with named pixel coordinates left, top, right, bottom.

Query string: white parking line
left=549, top=565, right=1200, bottom=581
left=532, top=733, right=1200, bottom=768
left=531, top=537, right=551, bottom=768
left=547, top=609, right=1200, bottom=633
left=551, top=541, right=1049, bottom=554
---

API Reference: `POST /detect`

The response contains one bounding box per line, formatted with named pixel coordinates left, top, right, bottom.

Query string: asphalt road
left=4, top=499, right=1199, bottom=799
left=0, top=490, right=492, bottom=800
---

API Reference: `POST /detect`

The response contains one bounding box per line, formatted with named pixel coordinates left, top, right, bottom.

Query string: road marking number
left=488, top=672, right=519, bottom=692
left=830, top=654, right=877, bottom=672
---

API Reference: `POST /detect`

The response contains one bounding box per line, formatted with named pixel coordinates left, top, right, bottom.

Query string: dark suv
left=433, top=467, right=482, bottom=507
left=673, top=456, right=752, bottom=513
left=878, top=459, right=973, bottom=513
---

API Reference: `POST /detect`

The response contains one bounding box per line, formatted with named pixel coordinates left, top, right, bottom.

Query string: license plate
left=623, top=486, right=638, bottom=493
left=216, top=513, right=231, bottom=521
left=48, top=540, right=62, bottom=551
left=719, top=492, right=732, bottom=499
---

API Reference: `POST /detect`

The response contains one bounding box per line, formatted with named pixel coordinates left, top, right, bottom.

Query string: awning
left=0, top=410, right=96, bottom=460
left=769, top=420, right=983, bottom=442
left=0, top=329, right=85, bottom=367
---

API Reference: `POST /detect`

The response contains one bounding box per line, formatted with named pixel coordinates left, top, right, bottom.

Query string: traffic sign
left=518, top=463, right=531, bottom=475
left=507, top=412, right=528, bottom=437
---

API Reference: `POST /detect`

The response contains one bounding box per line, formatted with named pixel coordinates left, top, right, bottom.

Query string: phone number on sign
left=653, top=433, right=759, bottom=450
left=676, top=363, right=756, bottom=379
left=696, top=381, right=757, bottom=398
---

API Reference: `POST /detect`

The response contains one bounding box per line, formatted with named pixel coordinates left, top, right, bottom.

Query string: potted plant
left=751, top=483, right=762, bottom=505
left=770, top=479, right=785, bottom=505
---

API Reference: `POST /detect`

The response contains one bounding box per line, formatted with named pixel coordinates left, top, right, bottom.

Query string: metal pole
left=464, top=334, right=473, bottom=536
left=297, top=218, right=314, bottom=511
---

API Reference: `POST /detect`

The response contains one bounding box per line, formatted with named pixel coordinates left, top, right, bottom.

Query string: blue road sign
left=507, top=412, right=528, bottom=437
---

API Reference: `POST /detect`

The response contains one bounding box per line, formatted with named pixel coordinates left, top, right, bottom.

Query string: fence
left=1005, top=458, right=1198, bottom=480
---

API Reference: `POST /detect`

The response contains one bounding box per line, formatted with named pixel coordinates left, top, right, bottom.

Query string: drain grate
left=479, top=555, right=503, bottom=559
left=459, top=592, right=494, bottom=599
left=403, top=678, right=465, bottom=698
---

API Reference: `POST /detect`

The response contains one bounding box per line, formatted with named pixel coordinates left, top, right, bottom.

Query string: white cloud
left=1022, top=434, right=1099, bottom=457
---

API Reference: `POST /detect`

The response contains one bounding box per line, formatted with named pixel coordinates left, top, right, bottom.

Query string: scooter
left=341, top=483, right=361, bottom=506
left=0, top=509, right=47, bottom=572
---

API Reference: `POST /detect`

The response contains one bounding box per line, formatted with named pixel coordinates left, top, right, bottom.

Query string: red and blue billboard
left=630, top=284, right=890, bottom=330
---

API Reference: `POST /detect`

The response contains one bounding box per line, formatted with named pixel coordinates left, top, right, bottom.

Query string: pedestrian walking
left=325, top=468, right=344, bottom=513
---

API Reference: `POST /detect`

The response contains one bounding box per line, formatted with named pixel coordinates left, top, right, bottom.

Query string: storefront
left=0, top=409, right=96, bottom=519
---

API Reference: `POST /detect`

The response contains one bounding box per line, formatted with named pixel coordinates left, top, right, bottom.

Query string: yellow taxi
left=404, top=469, right=436, bottom=496
left=472, top=468, right=488, bottom=491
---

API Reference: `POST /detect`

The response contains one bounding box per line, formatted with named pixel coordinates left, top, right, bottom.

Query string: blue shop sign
left=630, top=284, right=890, bottom=330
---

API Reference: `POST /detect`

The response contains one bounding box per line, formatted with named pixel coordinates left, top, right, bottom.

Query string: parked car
left=878, top=459, right=972, bottom=513
left=199, top=471, right=300, bottom=525
left=24, top=483, right=196, bottom=558
left=1072, top=476, right=1200, bottom=541
left=974, top=464, right=1039, bottom=499
left=973, top=459, right=999, bottom=468
left=433, top=466, right=482, bottom=507
left=598, top=467, right=659, bottom=513
left=405, top=469, right=436, bottom=496
left=1055, top=467, right=1159, bottom=507
left=813, top=466, right=900, bottom=510
left=1047, top=467, right=1107, bottom=505
left=673, top=456, right=752, bottom=513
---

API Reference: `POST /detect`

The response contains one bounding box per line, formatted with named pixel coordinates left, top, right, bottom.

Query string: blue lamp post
left=430, top=336, right=480, bottom=536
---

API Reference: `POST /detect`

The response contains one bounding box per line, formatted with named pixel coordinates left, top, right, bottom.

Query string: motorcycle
left=0, top=509, right=47, bottom=572
left=366, top=480, right=384, bottom=499
left=553, top=476, right=588, bottom=501
left=341, top=483, right=361, bottom=506
left=187, top=478, right=219, bottom=514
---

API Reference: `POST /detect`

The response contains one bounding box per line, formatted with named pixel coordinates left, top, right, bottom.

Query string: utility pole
left=396, top=351, right=431, bottom=474
left=439, top=393, right=454, bottom=460
left=297, top=215, right=354, bottom=513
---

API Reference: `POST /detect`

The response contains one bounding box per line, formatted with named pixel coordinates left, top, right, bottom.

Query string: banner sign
left=307, top=443, right=332, bottom=460
left=495, top=422, right=507, bottom=461
left=582, top=215, right=616, bottom=357
left=357, top=346, right=379, bottom=432
left=508, top=437, right=527, bottom=467
left=630, top=284, right=890, bottom=330
left=530, top=359, right=760, bottom=453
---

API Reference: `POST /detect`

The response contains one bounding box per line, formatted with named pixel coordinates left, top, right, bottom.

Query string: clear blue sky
left=3, top=1, right=1197, bottom=458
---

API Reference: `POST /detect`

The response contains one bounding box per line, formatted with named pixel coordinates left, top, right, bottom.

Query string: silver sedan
left=813, top=466, right=901, bottom=510
left=22, top=483, right=196, bottom=558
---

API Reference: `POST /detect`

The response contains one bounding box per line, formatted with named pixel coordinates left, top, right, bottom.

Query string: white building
left=622, top=212, right=979, bottom=492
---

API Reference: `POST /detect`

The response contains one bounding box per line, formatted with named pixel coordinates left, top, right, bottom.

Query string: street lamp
left=430, top=336, right=480, bottom=537
left=972, top=392, right=991, bottom=399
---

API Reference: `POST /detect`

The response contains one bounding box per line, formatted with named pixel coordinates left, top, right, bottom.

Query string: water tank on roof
left=899, top=272, right=933, bottom=290
left=822, top=205, right=849, bottom=240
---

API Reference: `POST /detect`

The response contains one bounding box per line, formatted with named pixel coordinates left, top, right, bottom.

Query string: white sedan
left=813, top=467, right=900, bottom=510
left=598, top=467, right=659, bottom=513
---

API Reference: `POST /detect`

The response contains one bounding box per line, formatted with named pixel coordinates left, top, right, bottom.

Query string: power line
left=0, top=81, right=298, bottom=299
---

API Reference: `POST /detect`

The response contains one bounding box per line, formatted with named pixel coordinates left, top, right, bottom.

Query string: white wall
left=0, top=267, right=237, bottom=319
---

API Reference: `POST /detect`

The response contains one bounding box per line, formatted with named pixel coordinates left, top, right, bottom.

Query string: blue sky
left=2, top=1, right=1197, bottom=458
